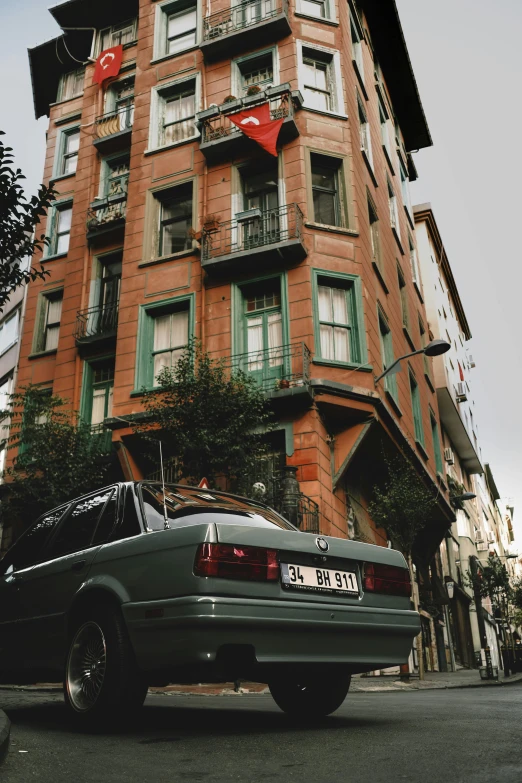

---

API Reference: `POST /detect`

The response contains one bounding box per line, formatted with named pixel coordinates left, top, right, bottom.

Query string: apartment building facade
left=19, top=0, right=455, bottom=587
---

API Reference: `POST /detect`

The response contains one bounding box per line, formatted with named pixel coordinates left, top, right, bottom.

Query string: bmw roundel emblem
left=316, top=537, right=329, bottom=553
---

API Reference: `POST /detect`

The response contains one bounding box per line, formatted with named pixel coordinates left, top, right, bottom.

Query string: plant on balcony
left=0, top=131, right=56, bottom=312
left=0, top=386, right=112, bottom=541
left=133, top=340, right=273, bottom=485
left=447, top=474, right=467, bottom=510
left=187, top=227, right=201, bottom=242
left=246, top=84, right=262, bottom=96
left=223, top=95, right=238, bottom=103
left=202, top=213, right=221, bottom=232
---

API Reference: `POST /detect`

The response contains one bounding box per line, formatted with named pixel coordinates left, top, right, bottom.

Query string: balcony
left=90, top=423, right=113, bottom=454
left=200, top=0, right=290, bottom=62
left=201, top=203, right=306, bottom=275
left=196, top=86, right=302, bottom=164
left=222, top=341, right=311, bottom=397
left=74, top=302, right=119, bottom=350
left=93, top=103, right=134, bottom=154
left=87, top=195, right=127, bottom=242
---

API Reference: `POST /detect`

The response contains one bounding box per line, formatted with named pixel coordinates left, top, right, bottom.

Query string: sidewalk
left=3, top=669, right=522, bottom=698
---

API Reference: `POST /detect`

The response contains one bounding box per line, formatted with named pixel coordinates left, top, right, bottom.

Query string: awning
left=50, top=0, right=139, bottom=29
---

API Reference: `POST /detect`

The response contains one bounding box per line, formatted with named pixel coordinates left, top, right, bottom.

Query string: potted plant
left=243, top=84, right=265, bottom=106
left=187, top=227, right=201, bottom=242
left=279, top=379, right=290, bottom=389
left=202, top=213, right=221, bottom=232
left=197, top=104, right=220, bottom=122
left=221, top=95, right=242, bottom=113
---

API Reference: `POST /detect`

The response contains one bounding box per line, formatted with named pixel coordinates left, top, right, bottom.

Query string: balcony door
left=89, top=360, right=115, bottom=430
left=241, top=164, right=280, bottom=248
left=98, top=257, right=121, bottom=334
left=241, top=280, right=284, bottom=387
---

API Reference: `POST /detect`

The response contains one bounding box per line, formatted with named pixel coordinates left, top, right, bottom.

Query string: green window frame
left=80, top=357, right=115, bottom=432
left=232, top=272, right=290, bottom=358
left=418, top=314, right=431, bottom=381
left=397, top=263, right=410, bottom=331
left=53, top=126, right=80, bottom=180
left=46, top=200, right=73, bottom=257
left=409, top=369, right=425, bottom=447
left=378, top=309, right=398, bottom=403
left=98, top=154, right=130, bottom=200
left=32, top=288, right=63, bottom=355
left=306, top=148, right=355, bottom=230
left=368, top=192, right=383, bottom=273
left=134, top=293, right=195, bottom=392
left=430, top=409, right=443, bottom=475
left=312, top=269, right=367, bottom=369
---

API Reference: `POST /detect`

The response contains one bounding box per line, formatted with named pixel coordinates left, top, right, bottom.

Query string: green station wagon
left=0, top=482, right=420, bottom=724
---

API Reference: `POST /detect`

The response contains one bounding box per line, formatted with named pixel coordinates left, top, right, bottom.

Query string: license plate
left=280, top=563, right=359, bottom=596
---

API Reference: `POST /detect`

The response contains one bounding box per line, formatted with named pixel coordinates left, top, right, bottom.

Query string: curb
left=0, top=709, right=10, bottom=765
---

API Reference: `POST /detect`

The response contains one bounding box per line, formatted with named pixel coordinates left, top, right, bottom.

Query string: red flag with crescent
left=228, top=103, right=283, bottom=157
left=93, top=45, right=123, bottom=85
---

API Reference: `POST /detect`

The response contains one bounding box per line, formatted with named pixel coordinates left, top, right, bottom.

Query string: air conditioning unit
left=487, top=532, right=496, bottom=544
left=444, top=448, right=454, bottom=465
left=456, top=382, right=467, bottom=402
left=468, top=355, right=476, bottom=369
left=477, top=542, right=489, bottom=552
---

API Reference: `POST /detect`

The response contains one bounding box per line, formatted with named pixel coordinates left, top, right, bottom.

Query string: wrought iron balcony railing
left=202, top=203, right=303, bottom=262
left=219, top=341, right=311, bottom=393
left=203, top=0, right=286, bottom=41
left=95, top=102, right=134, bottom=140
left=87, top=196, right=127, bottom=235
left=200, top=90, right=294, bottom=145
left=74, top=302, right=119, bottom=342
left=90, top=423, right=113, bottom=453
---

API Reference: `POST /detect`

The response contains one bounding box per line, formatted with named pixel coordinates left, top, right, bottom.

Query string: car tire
left=268, top=670, right=351, bottom=717
left=64, top=606, right=147, bottom=727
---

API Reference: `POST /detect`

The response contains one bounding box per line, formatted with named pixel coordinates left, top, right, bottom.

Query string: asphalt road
left=1, top=685, right=521, bottom=783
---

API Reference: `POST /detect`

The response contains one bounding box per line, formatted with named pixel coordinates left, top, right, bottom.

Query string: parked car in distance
left=0, top=482, right=420, bottom=725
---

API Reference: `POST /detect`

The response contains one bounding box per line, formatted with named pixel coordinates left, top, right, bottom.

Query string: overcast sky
left=2, top=0, right=521, bottom=540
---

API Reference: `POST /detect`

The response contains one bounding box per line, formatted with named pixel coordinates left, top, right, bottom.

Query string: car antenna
left=159, top=440, right=169, bottom=530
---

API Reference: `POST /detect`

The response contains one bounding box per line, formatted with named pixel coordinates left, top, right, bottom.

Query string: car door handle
left=71, top=560, right=87, bottom=572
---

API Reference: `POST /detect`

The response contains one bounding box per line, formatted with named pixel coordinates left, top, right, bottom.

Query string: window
left=135, top=295, right=194, bottom=390
left=397, top=264, right=410, bottom=331
left=156, top=181, right=193, bottom=257
left=388, top=178, right=400, bottom=240
left=90, top=360, right=114, bottom=428
left=234, top=51, right=275, bottom=96
left=152, top=78, right=198, bottom=149
left=378, top=93, right=392, bottom=161
left=311, top=154, right=342, bottom=227
left=99, top=19, right=137, bottom=52
left=298, top=0, right=330, bottom=19
left=237, top=278, right=285, bottom=383
left=0, top=310, right=20, bottom=356
left=400, top=160, right=412, bottom=217
left=313, top=271, right=366, bottom=366
left=409, top=233, right=421, bottom=287
left=33, top=290, right=63, bottom=354
left=367, top=195, right=382, bottom=272
left=0, top=508, right=67, bottom=574
left=358, top=94, right=372, bottom=167
left=0, top=375, right=13, bottom=475
left=99, top=155, right=130, bottom=199
left=168, top=5, right=197, bottom=55
left=56, top=127, right=80, bottom=177
left=350, top=16, right=364, bottom=78
left=302, top=52, right=332, bottom=111
left=47, top=202, right=72, bottom=256
left=49, top=489, right=116, bottom=559
left=430, top=411, right=443, bottom=475
left=378, top=310, right=397, bottom=403
left=58, top=68, right=85, bottom=102
left=105, top=77, right=135, bottom=131
left=409, top=371, right=425, bottom=447
left=418, top=315, right=431, bottom=380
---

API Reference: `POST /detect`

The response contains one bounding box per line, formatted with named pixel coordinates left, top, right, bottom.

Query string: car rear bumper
left=123, top=595, right=420, bottom=672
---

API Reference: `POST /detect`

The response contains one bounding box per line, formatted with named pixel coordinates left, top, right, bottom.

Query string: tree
left=465, top=556, right=512, bottom=603
left=1, top=387, right=112, bottom=535
left=0, top=131, right=56, bottom=311
left=368, top=453, right=437, bottom=559
left=134, top=340, right=273, bottom=485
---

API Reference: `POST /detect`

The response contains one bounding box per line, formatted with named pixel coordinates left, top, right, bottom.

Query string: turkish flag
left=93, top=45, right=123, bottom=85
left=458, top=362, right=465, bottom=381
left=229, top=102, right=284, bottom=157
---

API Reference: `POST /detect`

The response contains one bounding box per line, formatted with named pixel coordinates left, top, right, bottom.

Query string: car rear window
left=139, top=485, right=296, bottom=532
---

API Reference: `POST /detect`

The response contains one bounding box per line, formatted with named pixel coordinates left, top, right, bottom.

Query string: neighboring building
left=19, top=0, right=455, bottom=671
left=0, top=267, right=29, bottom=553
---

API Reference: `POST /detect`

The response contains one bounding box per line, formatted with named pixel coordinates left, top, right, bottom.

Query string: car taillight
left=194, top=543, right=279, bottom=582
left=364, top=562, right=411, bottom=597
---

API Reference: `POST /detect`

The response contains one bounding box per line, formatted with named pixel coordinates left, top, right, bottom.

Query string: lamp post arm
left=374, top=347, right=425, bottom=385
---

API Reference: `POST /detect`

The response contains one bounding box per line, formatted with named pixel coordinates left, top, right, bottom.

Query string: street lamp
left=374, top=339, right=451, bottom=384
left=452, top=492, right=477, bottom=502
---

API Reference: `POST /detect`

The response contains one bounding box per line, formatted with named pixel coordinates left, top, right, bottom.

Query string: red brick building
left=22, top=0, right=453, bottom=550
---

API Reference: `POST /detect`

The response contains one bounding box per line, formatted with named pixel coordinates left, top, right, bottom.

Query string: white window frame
left=387, top=178, right=400, bottom=240
left=152, top=0, right=201, bottom=62
left=296, top=0, right=336, bottom=23
left=0, top=311, right=20, bottom=357
left=44, top=200, right=73, bottom=258
left=231, top=48, right=279, bottom=98
left=400, top=160, right=412, bottom=218
left=97, top=18, right=138, bottom=55
left=52, top=124, right=80, bottom=180
left=296, top=40, right=345, bottom=117
left=148, top=74, right=201, bottom=153
left=349, top=13, right=364, bottom=81
left=357, top=93, right=372, bottom=167
left=377, top=91, right=393, bottom=162
left=409, top=233, right=421, bottom=288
